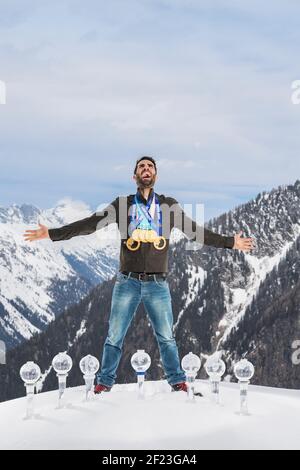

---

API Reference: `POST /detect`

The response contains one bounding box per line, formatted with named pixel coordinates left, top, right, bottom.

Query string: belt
left=121, top=271, right=167, bottom=282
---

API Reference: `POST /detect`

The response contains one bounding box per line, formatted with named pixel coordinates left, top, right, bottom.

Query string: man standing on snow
left=24, top=156, right=254, bottom=394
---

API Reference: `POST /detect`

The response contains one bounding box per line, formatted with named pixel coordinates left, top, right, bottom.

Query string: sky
left=0, top=0, right=300, bottom=221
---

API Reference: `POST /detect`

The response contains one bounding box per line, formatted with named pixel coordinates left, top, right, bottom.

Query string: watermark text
left=291, top=340, right=300, bottom=365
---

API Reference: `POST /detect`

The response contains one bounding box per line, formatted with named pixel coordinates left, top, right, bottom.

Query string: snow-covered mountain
left=212, top=179, right=300, bottom=345
left=223, top=234, right=300, bottom=388
left=0, top=198, right=120, bottom=348
left=170, top=180, right=300, bottom=357
left=1, top=380, right=300, bottom=450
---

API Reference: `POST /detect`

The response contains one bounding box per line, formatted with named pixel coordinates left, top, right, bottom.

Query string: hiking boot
left=94, top=383, right=112, bottom=394
left=171, top=382, right=188, bottom=392
left=171, top=382, right=203, bottom=397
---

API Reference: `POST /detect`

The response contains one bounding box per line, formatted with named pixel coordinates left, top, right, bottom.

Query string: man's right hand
left=23, top=223, right=50, bottom=242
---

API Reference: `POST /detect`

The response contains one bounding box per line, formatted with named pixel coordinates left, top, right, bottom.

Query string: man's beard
left=136, top=174, right=156, bottom=189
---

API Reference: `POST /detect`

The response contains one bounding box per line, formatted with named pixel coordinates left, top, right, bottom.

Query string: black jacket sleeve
left=48, top=197, right=119, bottom=242
left=169, top=197, right=234, bottom=249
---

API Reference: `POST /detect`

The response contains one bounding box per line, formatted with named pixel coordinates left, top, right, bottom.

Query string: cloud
left=0, top=0, right=41, bottom=28
left=157, top=159, right=197, bottom=169
left=0, top=0, right=299, bottom=219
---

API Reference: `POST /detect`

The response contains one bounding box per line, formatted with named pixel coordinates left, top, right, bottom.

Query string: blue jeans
left=96, top=272, right=186, bottom=387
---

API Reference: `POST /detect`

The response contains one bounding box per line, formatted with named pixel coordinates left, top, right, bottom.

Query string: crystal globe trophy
left=131, top=350, right=151, bottom=399
left=20, top=361, right=41, bottom=419
left=205, top=356, right=226, bottom=404
left=52, top=352, right=73, bottom=408
left=234, top=359, right=255, bottom=415
left=79, top=354, right=100, bottom=401
left=181, top=352, right=201, bottom=402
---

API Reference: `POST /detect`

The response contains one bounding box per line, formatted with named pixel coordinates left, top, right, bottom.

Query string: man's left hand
left=233, top=231, right=255, bottom=252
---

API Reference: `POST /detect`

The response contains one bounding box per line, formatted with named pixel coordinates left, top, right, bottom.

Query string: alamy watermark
left=0, top=340, right=6, bottom=365
left=0, top=80, right=6, bottom=104
left=93, top=197, right=205, bottom=250
left=291, top=340, right=300, bottom=365
left=291, top=80, right=300, bottom=105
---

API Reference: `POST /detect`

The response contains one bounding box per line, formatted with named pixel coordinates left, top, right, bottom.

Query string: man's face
left=134, top=160, right=157, bottom=189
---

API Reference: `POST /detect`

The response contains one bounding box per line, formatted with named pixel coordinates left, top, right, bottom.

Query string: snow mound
left=1, top=380, right=300, bottom=450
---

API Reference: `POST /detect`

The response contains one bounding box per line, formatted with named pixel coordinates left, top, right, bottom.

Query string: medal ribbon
left=129, top=191, right=162, bottom=236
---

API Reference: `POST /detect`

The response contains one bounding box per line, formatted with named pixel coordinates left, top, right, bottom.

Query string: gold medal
left=130, top=226, right=162, bottom=247
left=153, top=236, right=167, bottom=250
left=132, top=229, right=141, bottom=242
left=132, top=229, right=155, bottom=243
left=140, top=230, right=148, bottom=243
left=126, top=238, right=140, bottom=251
left=147, top=230, right=158, bottom=242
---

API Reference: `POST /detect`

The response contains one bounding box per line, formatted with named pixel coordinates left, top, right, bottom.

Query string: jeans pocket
left=154, top=276, right=167, bottom=287
left=116, top=272, right=129, bottom=284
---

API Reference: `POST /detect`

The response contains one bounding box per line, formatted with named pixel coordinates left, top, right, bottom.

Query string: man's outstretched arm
left=169, top=198, right=254, bottom=252
left=203, top=227, right=254, bottom=251
left=23, top=198, right=119, bottom=243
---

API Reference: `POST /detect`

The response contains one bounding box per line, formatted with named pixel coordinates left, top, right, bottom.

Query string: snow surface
left=1, top=380, right=300, bottom=450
